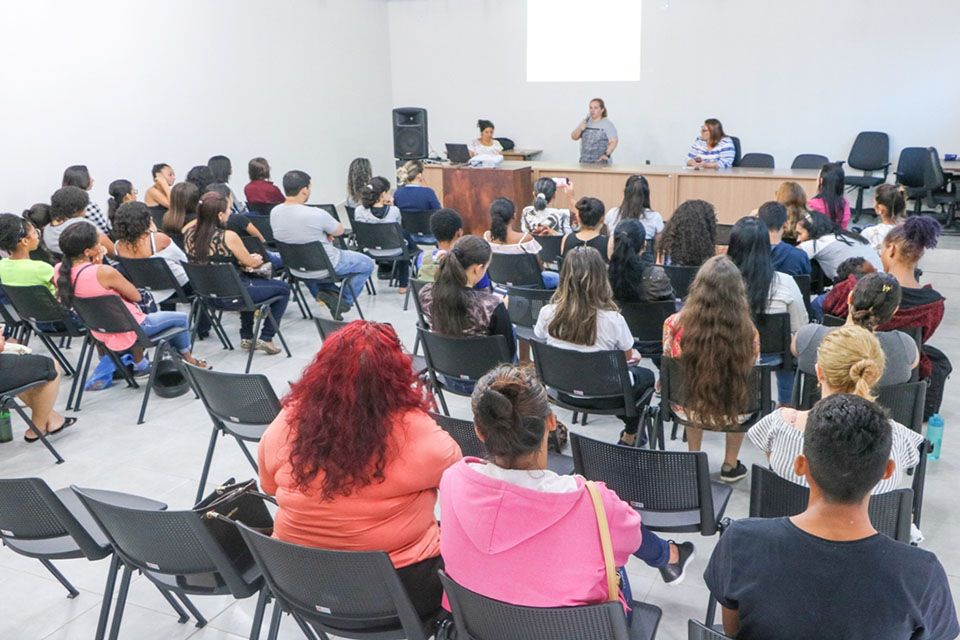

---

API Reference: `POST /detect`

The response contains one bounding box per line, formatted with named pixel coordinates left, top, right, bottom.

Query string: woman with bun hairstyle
left=106, top=179, right=137, bottom=226
left=393, top=160, right=442, bottom=213
left=468, top=119, right=503, bottom=157
left=521, top=177, right=579, bottom=236
left=355, top=176, right=419, bottom=294
left=749, top=324, right=922, bottom=494
left=439, top=364, right=694, bottom=611
left=560, top=197, right=609, bottom=259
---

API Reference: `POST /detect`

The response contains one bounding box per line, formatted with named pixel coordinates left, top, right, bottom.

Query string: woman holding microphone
left=571, top=99, right=618, bottom=164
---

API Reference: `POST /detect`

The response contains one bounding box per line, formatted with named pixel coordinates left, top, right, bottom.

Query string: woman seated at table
left=657, top=199, right=717, bottom=267
left=521, top=177, right=579, bottom=236
left=468, top=119, right=503, bottom=157
left=604, top=175, right=663, bottom=261
left=560, top=197, right=609, bottom=260
left=484, top=198, right=559, bottom=289
left=685, top=119, right=736, bottom=169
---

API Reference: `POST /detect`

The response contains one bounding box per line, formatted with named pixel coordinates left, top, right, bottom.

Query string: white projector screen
left=526, top=0, right=642, bottom=82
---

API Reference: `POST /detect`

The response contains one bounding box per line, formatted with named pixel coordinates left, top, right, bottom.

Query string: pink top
left=64, top=262, right=144, bottom=352
left=808, top=196, right=851, bottom=229
left=438, top=458, right=643, bottom=608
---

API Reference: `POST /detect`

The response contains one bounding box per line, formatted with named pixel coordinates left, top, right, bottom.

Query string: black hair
left=431, top=235, right=492, bottom=336
left=472, top=364, right=551, bottom=467
left=107, top=179, right=134, bottom=223
left=207, top=155, right=232, bottom=183
left=248, top=157, right=270, bottom=181
left=575, top=197, right=605, bottom=228
left=815, top=163, right=846, bottom=226
left=835, top=257, right=869, bottom=283
left=608, top=219, right=647, bottom=302
left=186, top=165, right=214, bottom=194
left=532, top=177, right=557, bottom=211
left=756, top=201, right=788, bottom=232
left=282, top=170, right=311, bottom=197
left=0, top=213, right=29, bottom=253
left=360, top=176, right=391, bottom=209
left=429, top=208, right=463, bottom=242
left=23, top=204, right=51, bottom=230
left=151, top=163, right=170, bottom=178
left=849, top=272, right=902, bottom=331
left=804, top=393, right=892, bottom=504
left=799, top=210, right=869, bottom=247
left=727, top=216, right=774, bottom=316
left=62, top=165, right=91, bottom=190
left=50, top=187, right=89, bottom=222
left=874, top=184, right=906, bottom=221
left=617, top=175, right=652, bottom=222
left=206, top=183, right=232, bottom=199
left=884, top=215, right=941, bottom=264
left=477, top=119, right=494, bottom=132
left=658, top=199, right=717, bottom=266
left=55, top=221, right=99, bottom=308
left=489, top=197, right=515, bottom=242
left=111, top=201, right=151, bottom=246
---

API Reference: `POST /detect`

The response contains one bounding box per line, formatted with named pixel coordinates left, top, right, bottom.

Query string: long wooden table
left=423, top=161, right=820, bottom=226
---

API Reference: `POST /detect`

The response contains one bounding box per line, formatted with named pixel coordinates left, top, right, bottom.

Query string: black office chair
left=715, top=223, right=733, bottom=245
left=439, top=569, right=662, bottom=640
left=662, top=264, right=699, bottom=299
left=504, top=285, right=553, bottom=343
left=418, top=327, right=511, bottom=415
left=399, top=208, right=437, bottom=245
left=352, top=221, right=420, bottom=310
left=791, top=154, right=830, bottom=170
left=488, top=253, right=545, bottom=288
left=845, top=131, right=890, bottom=222
left=1, top=382, right=65, bottom=463
left=537, top=234, right=564, bottom=270
left=739, top=153, right=774, bottom=169
left=275, top=240, right=364, bottom=321
left=730, top=136, right=742, bottom=167
left=620, top=300, right=675, bottom=359
left=896, top=147, right=959, bottom=222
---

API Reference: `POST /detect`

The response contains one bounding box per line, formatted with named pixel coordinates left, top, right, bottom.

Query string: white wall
left=0, top=0, right=396, bottom=213
left=388, top=0, right=960, bottom=173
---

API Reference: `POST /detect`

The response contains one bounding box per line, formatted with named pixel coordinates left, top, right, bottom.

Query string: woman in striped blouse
left=685, top=119, right=736, bottom=169
left=748, top=324, right=922, bottom=495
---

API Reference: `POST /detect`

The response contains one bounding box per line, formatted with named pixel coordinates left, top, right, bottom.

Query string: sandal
left=24, top=417, right=77, bottom=443
left=190, top=358, right=212, bottom=370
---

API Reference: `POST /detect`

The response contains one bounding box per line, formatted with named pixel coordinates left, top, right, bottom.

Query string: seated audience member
left=0, top=213, right=56, bottom=294
left=259, top=320, right=461, bottom=618
left=185, top=165, right=214, bottom=197
left=807, top=162, right=851, bottom=228
left=416, top=209, right=491, bottom=289
left=0, top=334, right=75, bottom=441
left=394, top=160, right=441, bottom=212
left=608, top=219, right=674, bottom=303
left=834, top=256, right=876, bottom=283
left=795, top=273, right=918, bottom=387
left=727, top=216, right=808, bottom=406
left=160, top=182, right=200, bottom=249
left=144, top=163, right=175, bottom=209
left=796, top=211, right=880, bottom=280
left=270, top=170, right=374, bottom=318
left=561, top=197, right=608, bottom=259
left=208, top=155, right=245, bottom=213
left=521, top=177, right=578, bottom=236
left=22, top=204, right=56, bottom=264
left=708, top=393, right=958, bottom=640
left=439, top=364, right=695, bottom=610
left=243, top=157, right=284, bottom=205
left=46, top=187, right=115, bottom=257
left=62, top=164, right=111, bottom=234
left=657, top=199, right=717, bottom=266
left=467, top=119, right=503, bottom=157
left=355, top=176, right=420, bottom=294
left=862, top=183, right=907, bottom=252
left=757, top=201, right=811, bottom=275
left=484, top=197, right=559, bottom=289
left=685, top=119, right=735, bottom=169
left=186, top=192, right=289, bottom=354
left=112, top=202, right=189, bottom=303
left=603, top=175, right=663, bottom=262
left=750, top=324, right=921, bottom=493
left=775, top=181, right=807, bottom=245
left=346, top=157, right=373, bottom=209
left=663, top=255, right=760, bottom=481
left=106, top=179, right=136, bottom=227
left=58, top=222, right=207, bottom=371
left=535, top=246, right=654, bottom=447
left=204, top=183, right=280, bottom=270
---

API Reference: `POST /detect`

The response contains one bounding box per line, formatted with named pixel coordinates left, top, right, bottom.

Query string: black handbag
left=194, top=478, right=276, bottom=572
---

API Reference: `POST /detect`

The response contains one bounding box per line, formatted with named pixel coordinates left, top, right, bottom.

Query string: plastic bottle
left=928, top=414, right=944, bottom=460
left=0, top=410, right=11, bottom=443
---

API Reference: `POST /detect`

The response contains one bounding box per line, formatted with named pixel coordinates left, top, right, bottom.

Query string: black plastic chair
left=1, top=381, right=65, bottom=463
left=876, top=380, right=929, bottom=526
left=488, top=253, right=545, bottom=288
left=739, top=153, right=774, bottom=169
left=274, top=240, right=365, bottom=321
left=619, top=300, right=675, bottom=359
left=755, top=313, right=793, bottom=373
left=313, top=316, right=427, bottom=378
left=845, top=132, right=890, bottom=221
left=352, top=221, right=420, bottom=310
left=247, top=213, right=276, bottom=248
left=235, top=521, right=443, bottom=640
left=181, top=364, right=281, bottom=503
left=409, top=278, right=432, bottom=356
left=791, top=274, right=813, bottom=321
left=790, top=154, right=830, bottom=170
left=400, top=208, right=437, bottom=245
left=71, top=294, right=190, bottom=424
left=730, top=136, right=742, bottom=167
left=72, top=486, right=269, bottom=640
left=439, top=569, right=661, bottom=640
left=418, top=327, right=511, bottom=415
left=688, top=619, right=733, bottom=640
left=537, top=234, right=564, bottom=270
left=662, top=264, right=699, bottom=299
left=715, top=224, right=733, bottom=246
left=505, top=285, right=553, bottom=343
left=0, top=284, right=29, bottom=343
left=181, top=262, right=292, bottom=373
left=247, top=202, right=279, bottom=217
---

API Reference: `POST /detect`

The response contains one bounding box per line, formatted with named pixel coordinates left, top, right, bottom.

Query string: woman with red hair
left=258, top=320, right=462, bottom=617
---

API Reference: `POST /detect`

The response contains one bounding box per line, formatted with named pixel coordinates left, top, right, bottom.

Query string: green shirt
left=0, top=258, right=55, bottom=295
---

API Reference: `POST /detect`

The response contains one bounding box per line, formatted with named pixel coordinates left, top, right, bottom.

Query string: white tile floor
left=3, top=233, right=959, bottom=640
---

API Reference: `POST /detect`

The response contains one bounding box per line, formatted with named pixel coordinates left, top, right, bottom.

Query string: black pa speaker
left=393, top=107, right=428, bottom=160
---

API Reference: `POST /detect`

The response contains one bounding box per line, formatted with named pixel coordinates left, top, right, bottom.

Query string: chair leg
left=39, top=558, right=79, bottom=598
left=174, top=591, right=207, bottom=628
left=155, top=588, right=190, bottom=623
left=246, top=308, right=266, bottom=374
left=581, top=413, right=589, bottom=425
left=136, top=342, right=165, bottom=425
left=265, top=309, right=291, bottom=359
left=95, top=555, right=121, bottom=640
left=38, top=334, right=74, bottom=376
left=195, top=426, right=220, bottom=504
left=403, top=283, right=412, bottom=311
left=266, top=600, right=283, bottom=640
left=290, top=279, right=311, bottom=320
left=436, top=387, right=450, bottom=416
left=71, top=338, right=97, bottom=411
left=572, top=411, right=579, bottom=425
left=292, top=613, right=324, bottom=640
left=107, top=562, right=134, bottom=640
left=705, top=595, right=718, bottom=629
left=249, top=588, right=270, bottom=640
left=66, top=336, right=90, bottom=410
left=235, top=436, right=259, bottom=472
left=9, top=401, right=64, bottom=464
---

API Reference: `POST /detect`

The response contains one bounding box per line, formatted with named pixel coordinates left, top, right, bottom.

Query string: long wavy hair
left=189, top=192, right=228, bottom=264
left=283, top=321, right=430, bottom=498
left=608, top=219, right=647, bottom=302
left=677, top=255, right=756, bottom=429
left=347, top=157, right=372, bottom=202
left=547, top=246, right=619, bottom=345
left=726, top=216, right=774, bottom=317
left=430, top=235, right=491, bottom=335
left=162, top=182, right=199, bottom=233
left=658, top=199, right=717, bottom=266
left=111, top=202, right=152, bottom=249
left=776, top=181, right=807, bottom=241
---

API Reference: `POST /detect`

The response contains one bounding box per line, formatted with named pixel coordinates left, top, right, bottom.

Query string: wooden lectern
left=425, top=165, right=533, bottom=236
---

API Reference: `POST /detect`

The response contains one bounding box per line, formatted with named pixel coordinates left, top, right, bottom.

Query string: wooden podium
left=422, top=165, right=533, bottom=236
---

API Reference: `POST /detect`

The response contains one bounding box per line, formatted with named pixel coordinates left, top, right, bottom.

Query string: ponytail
left=608, top=219, right=646, bottom=301
left=107, top=179, right=134, bottom=225
left=488, top=197, right=515, bottom=242
left=850, top=359, right=883, bottom=401
left=396, top=160, right=423, bottom=186
left=55, top=221, right=100, bottom=308
left=430, top=235, right=491, bottom=336
left=360, top=176, right=390, bottom=209
left=532, top=177, right=556, bottom=212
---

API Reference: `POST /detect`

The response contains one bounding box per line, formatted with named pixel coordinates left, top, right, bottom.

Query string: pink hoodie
left=439, top=458, right=644, bottom=608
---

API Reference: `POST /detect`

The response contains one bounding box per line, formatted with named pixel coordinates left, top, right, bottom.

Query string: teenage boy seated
left=705, top=393, right=958, bottom=640
left=416, top=208, right=490, bottom=289
left=757, top=201, right=811, bottom=276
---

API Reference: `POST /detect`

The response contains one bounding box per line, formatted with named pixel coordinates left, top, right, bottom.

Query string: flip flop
left=24, top=417, right=77, bottom=443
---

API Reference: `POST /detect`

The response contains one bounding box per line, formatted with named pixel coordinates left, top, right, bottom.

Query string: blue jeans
left=304, top=281, right=340, bottom=298
left=209, top=277, right=290, bottom=341
left=633, top=523, right=671, bottom=568
left=760, top=353, right=793, bottom=405
left=140, top=311, right=191, bottom=353
left=335, top=250, right=376, bottom=304
left=542, top=270, right=559, bottom=289
left=266, top=251, right=283, bottom=271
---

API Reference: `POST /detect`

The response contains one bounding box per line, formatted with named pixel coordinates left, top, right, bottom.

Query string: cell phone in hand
left=551, top=177, right=569, bottom=187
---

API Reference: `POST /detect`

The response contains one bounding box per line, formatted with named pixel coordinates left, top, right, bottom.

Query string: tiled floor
left=2, top=233, right=959, bottom=639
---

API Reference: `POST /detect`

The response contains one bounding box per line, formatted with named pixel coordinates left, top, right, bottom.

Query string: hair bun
left=475, top=388, right=516, bottom=428
left=849, top=358, right=881, bottom=384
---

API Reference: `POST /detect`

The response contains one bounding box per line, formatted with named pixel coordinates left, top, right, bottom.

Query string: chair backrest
left=895, top=147, right=931, bottom=189
left=1, top=283, right=80, bottom=331
left=755, top=313, right=792, bottom=371
left=570, top=432, right=720, bottom=535
left=488, top=253, right=544, bottom=288
left=792, top=274, right=812, bottom=318
left=418, top=327, right=510, bottom=383
left=308, top=203, right=341, bottom=223
left=876, top=381, right=926, bottom=434
left=274, top=240, right=335, bottom=279
left=822, top=313, right=845, bottom=327
left=715, top=223, right=733, bottom=246
left=352, top=221, right=410, bottom=257
left=72, top=294, right=149, bottom=346
left=409, top=278, right=431, bottom=328
left=619, top=300, right=675, bottom=345
left=246, top=202, right=278, bottom=217
left=739, top=153, right=774, bottom=168
left=181, top=261, right=251, bottom=303
left=235, top=522, right=430, bottom=640
left=688, top=619, right=734, bottom=640
left=536, top=234, right=564, bottom=267
left=730, top=136, right=742, bottom=167
left=241, top=235, right=270, bottom=260
left=847, top=131, right=889, bottom=172
left=504, top=286, right=554, bottom=329
left=117, top=256, right=188, bottom=304
left=399, top=209, right=435, bottom=238
left=345, top=205, right=357, bottom=226
left=791, top=154, right=829, bottom=170
left=662, top=264, right=699, bottom=299
left=428, top=411, right=487, bottom=458
left=660, top=357, right=770, bottom=426
left=313, top=316, right=349, bottom=342
left=926, top=147, right=947, bottom=190
left=531, top=341, right=636, bottom=411
left=439, top=570, right=631, bottom=640
left=247, top=213, right=275, bottom=243
left=182, top=364, right=281, bottom=427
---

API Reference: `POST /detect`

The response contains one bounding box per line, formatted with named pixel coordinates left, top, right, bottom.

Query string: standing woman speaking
left=571, top=98, right=618, bottom=164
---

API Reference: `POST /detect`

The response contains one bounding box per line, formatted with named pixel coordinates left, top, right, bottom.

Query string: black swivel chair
left=791, top=154, right=830, bottom=170
left=845, top=131, right=891, bottom=222
left=739, top=153, right=774, bottom=168
left=662, top=264, right=699, bottom=299
left=418, top=327, right=511, bottom=415
left=488, top=253, right=546, bottom=288
left=730, top=136, right=742, bottom=167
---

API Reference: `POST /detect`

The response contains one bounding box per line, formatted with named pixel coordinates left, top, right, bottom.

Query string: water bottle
left=0, top=410, right=11, bottom=443
left=928, top=414, right=944, bottom=460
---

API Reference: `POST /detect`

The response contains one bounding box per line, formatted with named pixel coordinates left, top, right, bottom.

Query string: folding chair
left=352, top=221, right=421, bottom=310
left=488, top=253, right=545, bottom=288
left=662, top=265, right=699, bottom=299
left=275, top=240, right=365, bottom=321
left=1, top=382, right=65, bottom=463
left=418, top=327, right=510, bottom=415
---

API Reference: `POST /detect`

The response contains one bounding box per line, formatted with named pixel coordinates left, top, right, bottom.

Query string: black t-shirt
left=704, top=518, right=958, bottom=640
left=225, top=213, right=253, bottom=237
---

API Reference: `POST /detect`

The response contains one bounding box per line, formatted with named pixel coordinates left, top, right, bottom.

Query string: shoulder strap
left=584, top=479, right=618, bottom=602
left=72, top=262, right=96, bottom=286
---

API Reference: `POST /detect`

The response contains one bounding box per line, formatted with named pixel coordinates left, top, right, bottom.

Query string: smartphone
left=551, top=177, right=569, bottom=187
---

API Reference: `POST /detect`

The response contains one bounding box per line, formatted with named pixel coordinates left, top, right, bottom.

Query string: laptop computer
left=445, top=143, right=471, bottom=164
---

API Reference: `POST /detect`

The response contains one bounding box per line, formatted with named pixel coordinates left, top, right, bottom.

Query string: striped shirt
left=686, top=136, right=736, bottom=169
left=748, top=409, right=923, bottom=495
